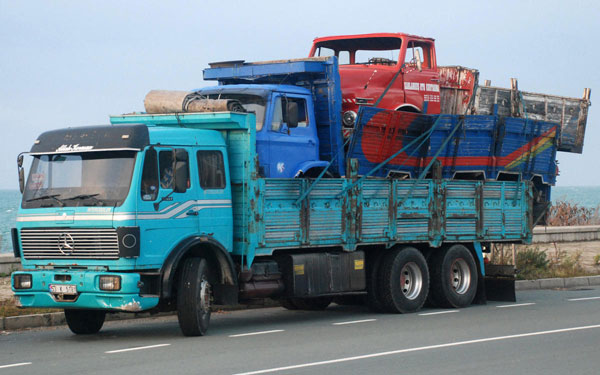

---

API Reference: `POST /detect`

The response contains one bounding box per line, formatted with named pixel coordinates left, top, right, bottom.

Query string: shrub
left=547, top=201, right=600, bottom=226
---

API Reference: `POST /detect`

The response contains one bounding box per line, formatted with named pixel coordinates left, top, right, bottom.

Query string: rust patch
left=120, top=300, right=142, bottom=312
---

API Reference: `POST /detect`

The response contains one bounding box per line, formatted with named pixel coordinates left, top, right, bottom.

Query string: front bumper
left=11, top=270, right=159, bottom=312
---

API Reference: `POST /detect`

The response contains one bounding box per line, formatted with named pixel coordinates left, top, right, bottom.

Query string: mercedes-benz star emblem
left=57, top=233, right=75, bottom=255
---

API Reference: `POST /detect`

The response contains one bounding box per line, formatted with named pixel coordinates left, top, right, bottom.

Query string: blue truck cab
left=11, top=117, right=243, bottom=319
left=195, top=84, right=326, bottom=178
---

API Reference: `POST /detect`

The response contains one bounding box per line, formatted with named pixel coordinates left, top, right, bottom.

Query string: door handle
left=430, top=78, right=440, bottom=82
left=186, top=210, right=198, bottom=216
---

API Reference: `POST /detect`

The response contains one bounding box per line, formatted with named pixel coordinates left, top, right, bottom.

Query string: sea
left=1, top=186, right=600, bottom=254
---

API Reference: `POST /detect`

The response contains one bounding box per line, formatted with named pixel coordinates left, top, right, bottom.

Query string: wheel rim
left=400, top=262, right=423, bottom=300
left=450, top=258, right=471, bottom=294
left=199, top=278, right=211, bottom=314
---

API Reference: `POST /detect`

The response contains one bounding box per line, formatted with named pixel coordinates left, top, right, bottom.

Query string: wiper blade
left=63, top=193, right=100, bottom=200
left=63, top=193, right=105, bottom=206
left=25, top=194, right=65, bottom=206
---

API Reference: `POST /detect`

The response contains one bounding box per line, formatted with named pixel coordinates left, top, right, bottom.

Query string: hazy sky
left=1, top=0, right=598, bottom=189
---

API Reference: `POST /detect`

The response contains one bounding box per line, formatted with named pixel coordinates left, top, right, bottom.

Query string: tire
left=64, top=309, right=106, bottom=335
left=280, top=298, right=299, bottom=310
left=366, top=251, right=386, bottom=312
left=378, top=247, right=429, bottom=313
left=177, top=257, right=212, bottom=336
left=291, top=296, right=332, bottom=310
left=429, top=244, right=478, bottom=308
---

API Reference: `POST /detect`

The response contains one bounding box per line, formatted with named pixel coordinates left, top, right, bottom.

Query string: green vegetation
left=0, top=298, right=59, bottom=318
left=515, top=246, right=596, bottom=280
left=547, top=201, right=600, bottom=226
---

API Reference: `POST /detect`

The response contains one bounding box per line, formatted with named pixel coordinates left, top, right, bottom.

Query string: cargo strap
left=334, top=115, right=446, bottom=199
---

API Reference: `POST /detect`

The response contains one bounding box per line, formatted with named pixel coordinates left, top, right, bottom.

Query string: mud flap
left=484, top=265, right=516, bottom=302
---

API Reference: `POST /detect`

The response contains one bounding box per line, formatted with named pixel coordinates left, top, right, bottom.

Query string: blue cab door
left=267, top=94, right=319, bottom=177
left=136, top=146, right=198, bottom=268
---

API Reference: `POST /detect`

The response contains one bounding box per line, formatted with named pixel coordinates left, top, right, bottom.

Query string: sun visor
left=30, top=124, right=150, bottom=154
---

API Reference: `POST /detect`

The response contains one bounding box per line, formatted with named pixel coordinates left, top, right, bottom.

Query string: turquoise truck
left=11, top=57, right=543, bottom=336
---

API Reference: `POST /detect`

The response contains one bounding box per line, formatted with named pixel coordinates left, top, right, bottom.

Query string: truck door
left=267, top=94, right=319, bottom=177
left=401, top=40, right=440, bottom=114
left=194, top=149, right=233, bottom=251
left=137, top=147, right=198, bottom=266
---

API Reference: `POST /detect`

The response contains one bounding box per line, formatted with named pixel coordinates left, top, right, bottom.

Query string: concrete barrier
left=0, top=254, right=21, bottom=275
left=532, top=225, right=600, bottom=243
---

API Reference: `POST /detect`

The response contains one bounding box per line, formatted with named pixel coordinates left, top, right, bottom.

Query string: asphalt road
left=1, top=287, right=600, bottom=375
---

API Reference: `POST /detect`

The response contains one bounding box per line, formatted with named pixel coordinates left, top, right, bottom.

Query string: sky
left=0, top=0, right=598, bottom=189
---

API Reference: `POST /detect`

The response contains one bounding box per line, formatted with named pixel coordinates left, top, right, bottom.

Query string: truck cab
left=194, top=84, right=324, bottom=178
left=12, top=119, right=240, bottom=334
left=309, top=33, right=441, bottom=127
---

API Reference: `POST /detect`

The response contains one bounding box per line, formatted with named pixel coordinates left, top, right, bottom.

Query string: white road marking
left=496, top=302, right=536, bottom=308
left=233, top=324, right=600, bottom=375
left=568, top=296, right=600, bottom=301
left=105, top=343, right=171, bottom=354
left=418, top=310, right=458, bottom=316
left=333, top=319, right=377, bottom=326
left=0, top=362, right=32, bottom=369
left=229, top=330, right=284, bottom=338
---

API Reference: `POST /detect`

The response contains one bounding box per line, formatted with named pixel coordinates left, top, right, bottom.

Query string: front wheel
left=378, top=247, right=429, bottom=313
left=177, top=257, right=212, bottom=336
left=429, top=244, right=478, bottom=308
left=64, top=309, right=106, bottom=334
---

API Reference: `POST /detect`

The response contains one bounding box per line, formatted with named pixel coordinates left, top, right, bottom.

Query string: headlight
left=343, top=111, right=357, bottom=127
left=117, top=227, right=140, bottom=258
left=99, top=275, right=121, bottom=291
left=13, top=274, right=32, bottom=289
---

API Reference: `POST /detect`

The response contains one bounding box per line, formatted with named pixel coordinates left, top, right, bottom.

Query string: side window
left=197, top=151, right=226, bottom=189
left=159, top=151, right=174, bottom=189
left=140, top=148, right=158, bottom=201
left=405, top=41, right=432, bottom=69
left=338, top=51, right=350, bottom=65
left=289, top=98, right=308, bottom=128
left=270, top=96, right=309, bottom=131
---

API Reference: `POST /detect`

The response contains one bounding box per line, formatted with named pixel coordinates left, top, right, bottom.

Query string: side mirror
left=415, top=49, right=422, bottom=72
left=17, top=154, right=25, bottom=194
left=285, top=101, right=299, bottom=128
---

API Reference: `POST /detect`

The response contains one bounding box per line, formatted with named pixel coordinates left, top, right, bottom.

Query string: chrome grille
left=21, top=228, right=119, bottom=260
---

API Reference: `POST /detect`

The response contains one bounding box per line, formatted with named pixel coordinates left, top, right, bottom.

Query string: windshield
left=314, top=37, right=402, bottom=66
left=22, top=151, right=136, bottom=208
left=204, top=93, right=266, bottom=130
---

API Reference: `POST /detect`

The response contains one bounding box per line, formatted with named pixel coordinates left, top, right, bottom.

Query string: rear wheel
left=378, top=247, right=429, bottom=313
left=177, top=257, right=212, bottom=336
left=64, top=309, right=105, bottom=335
left=429, top=244, right=478, bottom=308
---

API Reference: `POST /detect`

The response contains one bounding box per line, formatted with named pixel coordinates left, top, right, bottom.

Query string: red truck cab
left=309, top=33, right=441, bottom=128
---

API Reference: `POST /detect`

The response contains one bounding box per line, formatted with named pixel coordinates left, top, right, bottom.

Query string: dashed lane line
left=105, top=343, right=171, bottom=354
left=229, top=330, right=285, bottom=338
left=333, top=319, right=377, bottom=325
left=418, top=310, right=459, bottom=316
left=0, top=362, right=32, bottom=369
left=496, top=302, right=536, bottom=308
left=568, top=296, right=600, bottom=302
left=232, top=324, right=600, bottom=375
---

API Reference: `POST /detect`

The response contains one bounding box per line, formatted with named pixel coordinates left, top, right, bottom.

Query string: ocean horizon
left=2, top=186, right=600, bottom=253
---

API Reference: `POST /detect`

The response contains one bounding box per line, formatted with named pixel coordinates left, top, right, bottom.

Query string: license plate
left=49, top=284, right=77, bottom=294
